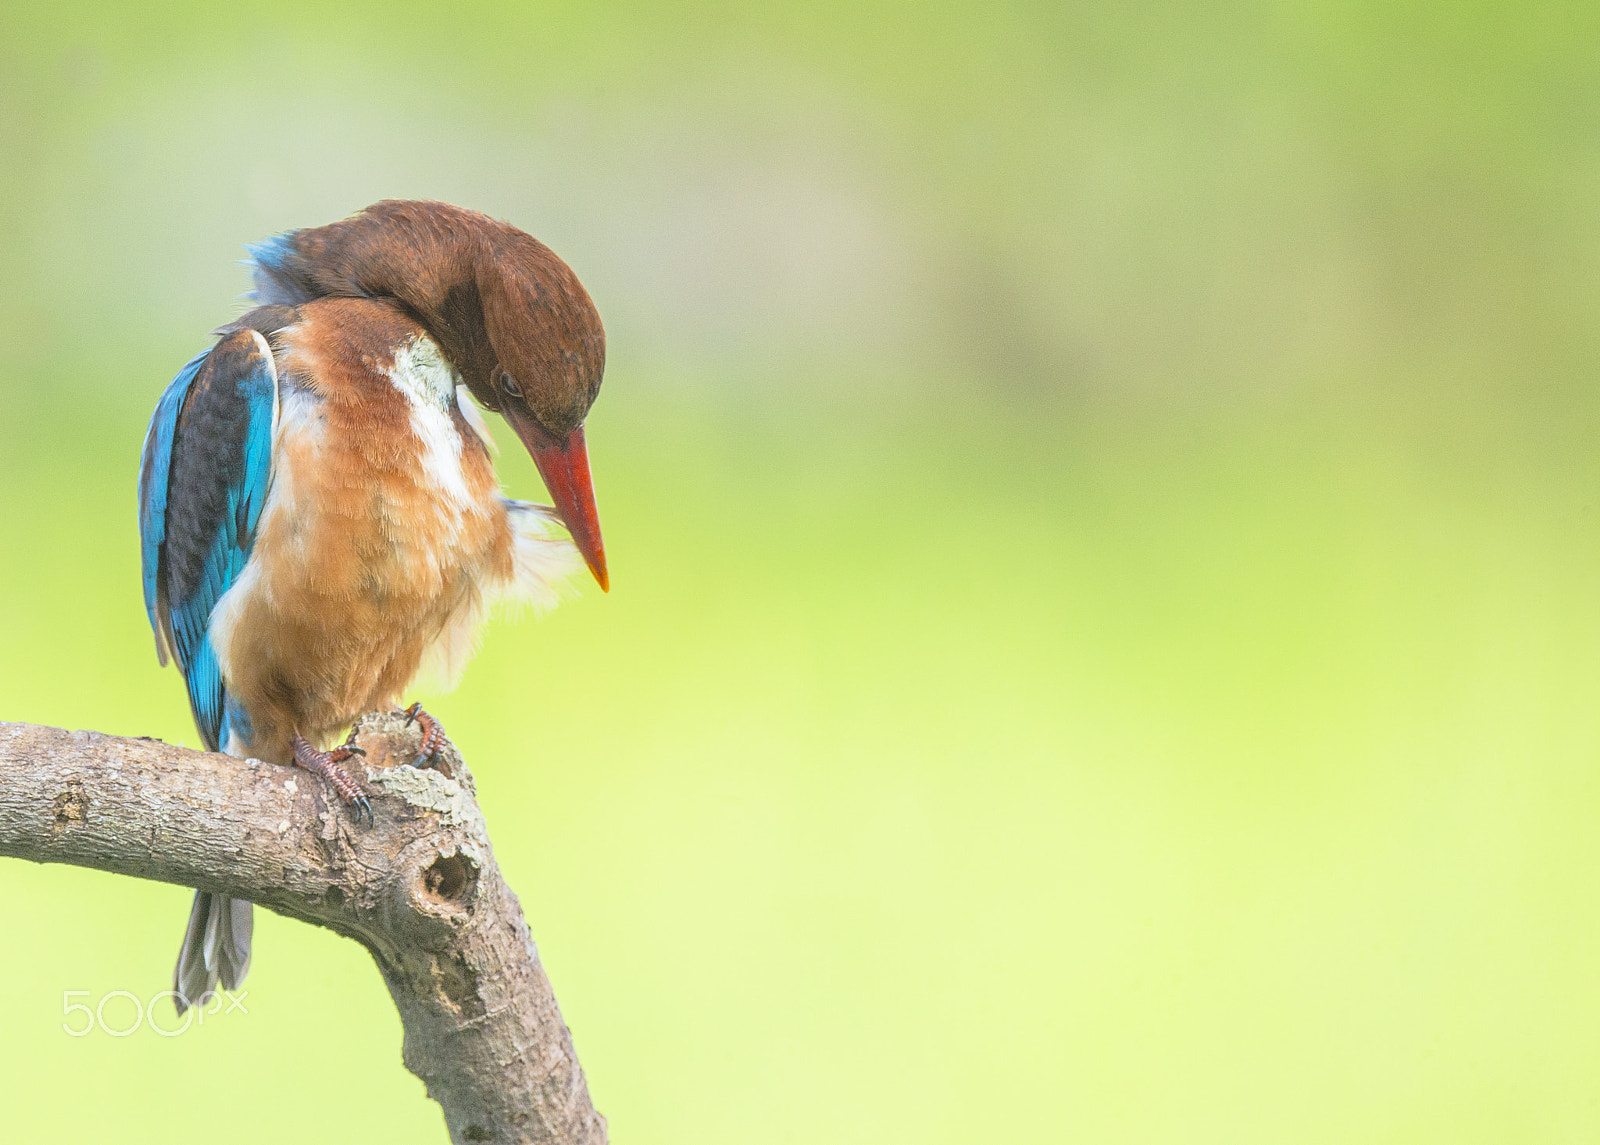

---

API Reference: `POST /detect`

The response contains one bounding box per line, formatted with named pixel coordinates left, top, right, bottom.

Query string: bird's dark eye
left=499, top=372, right=523, bottom=398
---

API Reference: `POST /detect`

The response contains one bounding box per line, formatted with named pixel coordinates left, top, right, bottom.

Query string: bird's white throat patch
left=386, top=336, right=475, bottom=513
left=388, top=334, right=463, bottom=408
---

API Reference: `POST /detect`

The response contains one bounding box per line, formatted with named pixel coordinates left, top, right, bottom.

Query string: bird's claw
left=397, top=702, right=445, bottom=768
left=291, top=734, right=375, bottom=828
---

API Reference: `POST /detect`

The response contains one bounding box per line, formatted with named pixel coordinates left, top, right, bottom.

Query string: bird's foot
left=399, top=702, right=446, bottom=769
left=291, top=732, right=373, bottom=828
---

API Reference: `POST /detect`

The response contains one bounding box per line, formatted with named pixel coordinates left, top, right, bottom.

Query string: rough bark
left=0, top=714, right=607, bottom=1145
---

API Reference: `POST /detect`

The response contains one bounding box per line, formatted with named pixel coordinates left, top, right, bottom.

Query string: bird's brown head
left=251, top=199, right=611, bottom=591
left=472, top=230, right=609, bottom=592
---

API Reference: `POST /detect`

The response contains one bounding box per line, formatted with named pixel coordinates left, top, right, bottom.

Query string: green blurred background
left=3, top=0, right=1600, bottom=1140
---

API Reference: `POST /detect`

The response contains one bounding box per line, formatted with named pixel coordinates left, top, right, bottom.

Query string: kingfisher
left=137, top=200, right=609, bottom=1011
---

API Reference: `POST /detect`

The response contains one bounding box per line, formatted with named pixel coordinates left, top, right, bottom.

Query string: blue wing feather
left=137, top=334, right=278, bottom=752
left=138, top=350, right=207, bottom=663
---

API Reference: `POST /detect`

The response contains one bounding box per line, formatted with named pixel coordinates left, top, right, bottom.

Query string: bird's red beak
left=508, top=415, right=609, bottom=592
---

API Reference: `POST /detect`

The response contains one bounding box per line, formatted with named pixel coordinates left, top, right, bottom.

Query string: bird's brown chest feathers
left=210, top=299, right=514, bottom=762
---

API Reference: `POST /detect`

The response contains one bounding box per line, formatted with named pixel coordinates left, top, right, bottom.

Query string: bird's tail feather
left=173, top=891, right=253, bottom=1014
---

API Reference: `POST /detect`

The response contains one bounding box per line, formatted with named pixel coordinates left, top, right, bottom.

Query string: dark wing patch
left=165, top=336, right=266, bottom=601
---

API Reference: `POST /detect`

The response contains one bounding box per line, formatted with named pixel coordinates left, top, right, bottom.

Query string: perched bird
left=137, top=200, right=609, bottom=1011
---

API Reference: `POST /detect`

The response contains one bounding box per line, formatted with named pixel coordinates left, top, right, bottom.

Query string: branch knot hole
left=423, top=851, right=477, bottom=906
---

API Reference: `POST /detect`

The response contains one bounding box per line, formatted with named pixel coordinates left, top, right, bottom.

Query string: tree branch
left=0, top=714, right=607, bottom=1145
